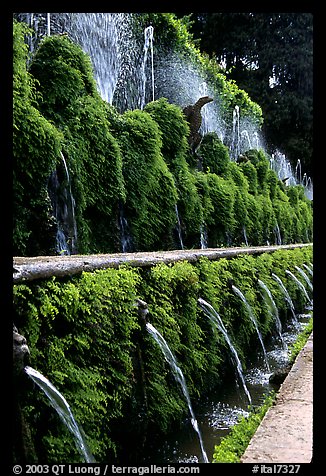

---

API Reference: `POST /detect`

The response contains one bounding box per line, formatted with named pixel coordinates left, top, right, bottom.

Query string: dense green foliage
left=144, top=98, right=203, bottom=246
left=13, top=19, right=312, bottom=256
left=13, top=22, right=63, bottom=255
left=288, top=316, right=313, bottom=364
left=14, top=268, right=141, bottom=462
left=111, top=107, right=178, bottom=251
left=13, top=14, right=313, bottom=465
left=212, top=313, right=313, bottom=463
left=13, top=247, right=312, bottom=463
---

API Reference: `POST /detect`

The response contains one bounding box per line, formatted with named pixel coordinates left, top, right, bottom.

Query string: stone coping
left=13, top=243, right=312, bottom=283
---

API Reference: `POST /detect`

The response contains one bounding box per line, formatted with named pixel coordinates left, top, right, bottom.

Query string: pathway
left=241, top=333, right=313, bottom=463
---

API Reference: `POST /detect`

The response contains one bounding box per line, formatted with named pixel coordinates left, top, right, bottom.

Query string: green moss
left=288, top=317, right=313, bottom=363
left=62, top=97, right=125, bottom=253
left=14, top=268, right=141, bottom=462
left=206, top=174, right=236, bottom=246
left=29, top=34, right=98, bottom=124
left=199, top=133, right=230, bottom=176
left=145, top=98, right=204, bottom=247
left=13, top=18, right=312, bottom=255
left=113, top=108, right=178, bottom=251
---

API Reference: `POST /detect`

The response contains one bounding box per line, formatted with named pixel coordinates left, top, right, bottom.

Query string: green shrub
left=145, top=98, right=204, bottom=247
left=62, top=97, right=125, bottom=253
left=29, top=34, right=98, bottom=124
left=13, top=18, right=312, bottom=255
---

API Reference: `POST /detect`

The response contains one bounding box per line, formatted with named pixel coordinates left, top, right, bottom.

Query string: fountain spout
left=13, top=324, right=30, bottom=375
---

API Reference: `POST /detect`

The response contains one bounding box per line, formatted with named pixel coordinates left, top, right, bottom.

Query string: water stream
left=232, top=285, right=271, bottom=372
left=303, top=263, right=313, bottom=277
left=119, top=202, right=133, bottom=252
left=231, top=105, right=240, bottom=159
left=200, top=224, right=208, bottom=249
left=174, top=204, right=184, bottom=250
left=145, top=322, right=209, bottom=463
left=198, top=298, right=252, bottom=404
left=272, top=273, right=297, bottom=322
left=48, top=152, right=78, bottom=255
left=285, top=270, right=312, bottom=304
left=143, top=310, right=311, bottom=463
left=25, top=366, right=94, bottom=463
left=258, top=279, right=287, bottom=352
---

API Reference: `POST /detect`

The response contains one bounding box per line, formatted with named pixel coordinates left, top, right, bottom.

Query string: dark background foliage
left=179, top=13, right=313, bottom=177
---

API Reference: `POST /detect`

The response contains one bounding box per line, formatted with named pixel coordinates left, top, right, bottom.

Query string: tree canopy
left=182, top=13, right=313, bottom=177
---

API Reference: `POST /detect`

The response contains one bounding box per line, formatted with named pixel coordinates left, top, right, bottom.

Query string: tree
left=184, top=13, right=313, bottom=177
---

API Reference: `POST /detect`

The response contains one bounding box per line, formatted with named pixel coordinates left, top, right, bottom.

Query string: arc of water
left=271, top=273, right=297, bottom=322
left=198, top=298, right=252, bottom=404
left=47, top=13, right=50, bottom=36
left=59, top=152, right=78, bottom=254
left=258, top=279, right=287, bottom=352
left=232, top=285, right=271, bottom=372
left=294, top=266, right=313, bottom=292
left=285, top=270, right=312, bottom=304
left=175, top=204, right=184, bottom=250
left=295, top=159, right=302, bottom=184
left=25, top=366, right=94, bottom=463
left=145, top=322, right=208, bottom=463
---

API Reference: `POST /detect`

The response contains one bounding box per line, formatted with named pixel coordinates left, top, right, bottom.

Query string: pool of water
left=138, top=311, right=311, bottom=463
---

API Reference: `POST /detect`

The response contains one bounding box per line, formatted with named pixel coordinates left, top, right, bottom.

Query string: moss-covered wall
left=13, top=21, right=313, bottom=256
left=13, top=246, right=312, bottom=463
